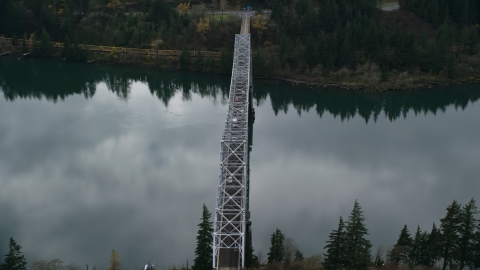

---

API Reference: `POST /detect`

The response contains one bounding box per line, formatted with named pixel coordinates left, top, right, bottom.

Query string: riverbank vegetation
left=1, top=238, right=27, bottom=270
left=1, top=0, right=480, bottom=89
left=264, top=198, right=480, bottom=270
left=2, top=199, right=479, bottom=270
left=190, top=199, right=480, bottom=270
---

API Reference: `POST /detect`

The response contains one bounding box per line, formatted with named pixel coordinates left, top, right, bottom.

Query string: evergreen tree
left=319, top=0, right=339, bottom=33
left=446, top=54, right=457, bottom=79
left=458, top=198, right=478, bottom=270
left=192, top=204, right=213, bottom=270
left=426, top=0, right=440, bottom=25
left=302, top=9, right=319, bottom=37
left=267, top=228, right=284, bottom=263
left=270, top=0, right=285, bottom=27
left=3, top=1, right=28, bottom=37
left=467, top=26, right=479, bottom=55
left=317, top=32, right=328, bottom=65
left=474, top=219, right=480, bottom=268
left=245, top=226, right=255, bottom=268
left=180, top=47, right=191, bottom=71
left=337, top=26, right=353, bottom=67
left=364, top=24, right=378, bottom=59
left=34, top=26, right=53, bottom=57
left=452, top=0, right=469, bottom=26
left=427, top=223, right=442, bottom=266
left=389, top=225, right=412, bottom=265
left=61, top=2, right=74, bottom=38
left=108, top=250, right=122, bottom=270
left=344, top=200, right=372, bottom=270
left=409, top=226, right=421, bottom=266
left=439, top=200, right=462, bottom=270
left=294, top=250, right=304, bottom=261
left=459, top=25, right=470, bottom=54
left=417, top=230, right=431, bottom=266
left=3, top=238, right=27, bottom=270
left=295, top=0, right=308, bottom=18
left=148, top=0, right=171, bottom=28
left=323, top=217, right=346, bottom=270
left=422, top=41, right=443, bottom=73
left=305, top=33, right=320, bottom=68
left=468, top=0, right=479, bottom=25
left=396, top=31, right=417, bottom=68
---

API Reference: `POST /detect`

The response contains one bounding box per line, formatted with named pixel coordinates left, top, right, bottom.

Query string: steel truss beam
left=213, top=24, right=251, bottom=270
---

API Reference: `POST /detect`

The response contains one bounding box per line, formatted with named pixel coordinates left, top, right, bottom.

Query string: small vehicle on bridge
left=144, top=261, right=155, bottom=270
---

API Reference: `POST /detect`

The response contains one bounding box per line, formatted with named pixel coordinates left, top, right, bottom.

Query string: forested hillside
left=1, top=0, right=480, bottom=86
left=264, top=0, right=480, bottom=76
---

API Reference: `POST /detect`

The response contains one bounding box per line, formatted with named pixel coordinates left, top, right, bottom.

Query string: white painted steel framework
left=213, top=15, right=251, bottom=270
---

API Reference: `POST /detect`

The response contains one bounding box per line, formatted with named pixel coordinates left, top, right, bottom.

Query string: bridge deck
left=213, top=15, right=252, bottom=270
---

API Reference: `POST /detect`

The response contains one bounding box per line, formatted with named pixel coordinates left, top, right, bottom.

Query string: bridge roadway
left=213, top=14, right=254, bottom=270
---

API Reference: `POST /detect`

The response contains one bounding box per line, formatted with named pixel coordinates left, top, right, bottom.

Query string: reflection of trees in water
left=0, top=58, right=100, bottom=102
left=105, top=72, right=131, bottom=100
left=253, top=81, right=480, bottom=122
left=2, top=57, right=479, bottom=121
left=0, top=57, right=230, bottom=105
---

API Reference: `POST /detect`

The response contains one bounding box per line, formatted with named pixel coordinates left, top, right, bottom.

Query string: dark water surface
left=1, top=56, right=480, bottom=269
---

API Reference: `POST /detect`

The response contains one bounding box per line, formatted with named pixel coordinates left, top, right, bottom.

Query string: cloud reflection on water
left=1, top=57, right=480, bottom=270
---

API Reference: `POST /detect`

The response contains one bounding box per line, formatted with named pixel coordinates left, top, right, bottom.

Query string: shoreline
left=256, top=75, right=480, bottom=92
left=3, top=49, right=480, bottom=92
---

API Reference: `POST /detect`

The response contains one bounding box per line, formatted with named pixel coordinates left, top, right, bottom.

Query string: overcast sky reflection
left=1, top=59, right=480, bottom=270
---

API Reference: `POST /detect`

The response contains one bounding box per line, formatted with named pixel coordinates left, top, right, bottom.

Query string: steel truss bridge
left=213, top=14, right=254, bottom=270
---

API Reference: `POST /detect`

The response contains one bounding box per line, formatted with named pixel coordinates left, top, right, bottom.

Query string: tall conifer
left=344, top=200, right=372, bottom=270
left=427, top=223, right=442, bottom=266
left=458, top=198, right=478, bottom=270
left=193, top=204, right=213, bottom=270
left=417, top=230, right=431, bottom=266
left=267, top=228, right=284, bottom=263
left=324, top=217, right=346, bottom=270
left=473, top=219, right=480, bottom=268
left=3, top=238, right=27, bottom=270
left=439, top=200, right=462, bottom=270
left=389, top=225, right=412, bottom=265
left=409, top=226, right=422, bottom=266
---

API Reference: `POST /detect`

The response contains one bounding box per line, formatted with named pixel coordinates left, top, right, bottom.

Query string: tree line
left=3, top=54, right=480, bottom=122
left=0, top=0, right=240, bottom=53
left=1, top=238, right=27, bottom=270
left=1, top=0, right=479, bottom=80
left=0, top=238, right=123, bottom=270
left=400, top=0, right=479, bottom=27
left=190, top=199, right=480, bottom=270
left=262, top=0, right=480, bottom=77
left=2, top=198, right=479, bottom=270
left=388, top=199, right=480, bottom=270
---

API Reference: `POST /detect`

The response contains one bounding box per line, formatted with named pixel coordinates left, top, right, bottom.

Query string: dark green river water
left=1, top=56, right=480, bottom=269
